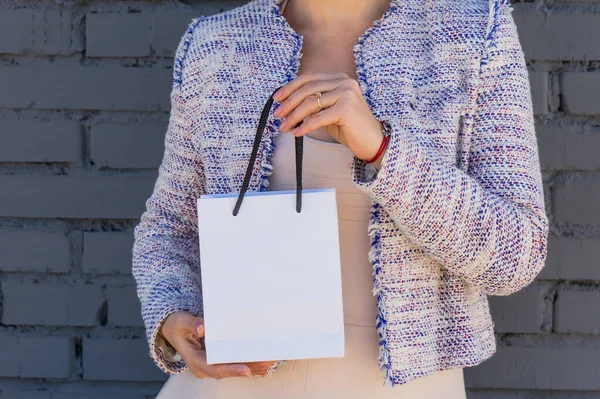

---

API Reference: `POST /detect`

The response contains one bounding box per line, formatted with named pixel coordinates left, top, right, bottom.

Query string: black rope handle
left=295, top=125, right=303, bottom=213
left=232, top=86, right=303, bottom=216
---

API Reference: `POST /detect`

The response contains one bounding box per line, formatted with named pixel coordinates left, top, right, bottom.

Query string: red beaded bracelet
left=365, top=121, right=391, bottom=164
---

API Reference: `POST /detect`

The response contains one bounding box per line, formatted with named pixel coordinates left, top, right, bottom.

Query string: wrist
left=160, top=310, right=184, bottom=345
left=371, top=147, right=387, bottom=170
left=364, top=120, right=391, bottom=167
left=159, top=316, right=175, bottom=346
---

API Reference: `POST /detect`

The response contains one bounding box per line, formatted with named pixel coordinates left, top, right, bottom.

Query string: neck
left=281, top=0, right=393, bottom=33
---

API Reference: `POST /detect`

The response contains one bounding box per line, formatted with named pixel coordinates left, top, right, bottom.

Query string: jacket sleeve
left=132, top=17, right=206, bottom=374
left=350, top=1, right=548, bottom=296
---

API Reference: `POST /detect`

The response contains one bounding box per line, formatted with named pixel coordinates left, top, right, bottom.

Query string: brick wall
left=0, top=0, right=598, bottom=398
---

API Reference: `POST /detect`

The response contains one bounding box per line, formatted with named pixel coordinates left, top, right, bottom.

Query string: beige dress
left=156, top=131, right=467, bottom=398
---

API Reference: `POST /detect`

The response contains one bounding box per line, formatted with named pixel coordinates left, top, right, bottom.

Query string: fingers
left=280, top=90, right=339, bottom=134
left=273, top=72, right=349, bottom=102
left=243, top=360, right=277, bottom=377
left=275, top=78, right=344, bottom=123
left=276, top=76, right=361, bottom=134
left=202, top=360, right=274, bottom=379
left=161, top=312, right=246, bottom=379
left=159, top=311, right=203, bottom=355
left=183, top=336, right=252, bottom=379
left=208, top=363, right=253, bottom=379
left=291, top=101, right=345, bottom=138
left=188, top=316, right=205, bottom=338
left=178, top=325, right=273, bottom=379
left=164, top=311, right=276, bottom=380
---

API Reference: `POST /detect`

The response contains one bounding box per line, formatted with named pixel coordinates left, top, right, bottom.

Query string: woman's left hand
left=273, top=72, right=385, bottom=163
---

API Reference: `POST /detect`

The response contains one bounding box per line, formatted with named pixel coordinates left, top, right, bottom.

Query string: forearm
left=351, top=124, right=547, bottom=295
left=133, top=227, right=204, bottom=373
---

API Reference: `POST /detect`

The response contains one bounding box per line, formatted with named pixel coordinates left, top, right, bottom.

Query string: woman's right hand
left=160, top=311, right=276, bottom=379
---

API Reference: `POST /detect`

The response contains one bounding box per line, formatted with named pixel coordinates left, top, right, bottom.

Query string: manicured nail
left=290, top=127, right=300, bottom=136
left=194, top=321, right=203, bottom=333
left=273, top=89, right=282, bottom=100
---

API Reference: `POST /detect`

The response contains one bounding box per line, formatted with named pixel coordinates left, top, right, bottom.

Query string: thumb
left=171, top=311, right=205, bottom=337
left=186, top=315, right=205, bottom=338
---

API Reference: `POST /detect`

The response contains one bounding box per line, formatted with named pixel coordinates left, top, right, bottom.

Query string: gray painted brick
left=90, top=123, right=167, bottom=169
left=514, top=9, right=600, bottom=61
left=535, top=124, right=600, bottom=171
left=555, top=288, right=600, bottom=333
left=83, top=338, right=167, bottom=381
left=464, top=392, right=512, bottom=399
left=464, top=347, right=600, bottom=390
left=0, top=66, right=171, bottom=111
left=0, top=120, right=80, bottom=162
left=562, top=72, right=600, bottom=115
left=553, top=182, right=600, bottom=224
left=0, top=9, right=76, bottom=55
left=529, top=71, right=548, bottom=116
left=152, top=13, right=197, bottom=57
left=87, top=13, right=152, bottom=57
left=0, top=10, right=25, bottom=54
left=0, top=391, right=52, bottom=399
left=565, top=129, right=600, bottom=171
left=1, top=283, right=104, bottom=326
left=53, top=394, right=147, bottom=399
left=0, top=334, right=74, bottom=378
left=488, top=284, right=545, bottom=333
left=0, top=0, right=598, bottom=394
left=0, top=175, right=156, bottom=219
left=1, top=393, right=145, bottom=399
left=83, top=232, right=135, bottom=276
left=106, top=284, right=144, bottom=327
left=33, top=9, right=75, bottom=55
left=539, top=234, right=561, bottom=280
left=175, top=0, right=245, bottom=15
left=542, top=235, right=600, bottom=281
left=536, top=123, right=565, bottom=171
left=0, top=229, right=70, bottom=273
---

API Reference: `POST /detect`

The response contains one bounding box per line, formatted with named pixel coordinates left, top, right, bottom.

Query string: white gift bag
left=196, top=86, right=345, bottom=365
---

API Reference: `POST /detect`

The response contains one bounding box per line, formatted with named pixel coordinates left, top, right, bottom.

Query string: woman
left=132, top=0, right=549, bottom=397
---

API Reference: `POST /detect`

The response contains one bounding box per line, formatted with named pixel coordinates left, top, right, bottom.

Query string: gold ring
left=315, top=91, right=323, bottom=111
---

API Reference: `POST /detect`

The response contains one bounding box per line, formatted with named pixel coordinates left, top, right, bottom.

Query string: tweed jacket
left=132, top=0, right=549, bottom=387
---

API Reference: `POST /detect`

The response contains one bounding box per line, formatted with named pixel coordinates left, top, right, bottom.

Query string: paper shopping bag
left=196, top=86, right=345, bottom=365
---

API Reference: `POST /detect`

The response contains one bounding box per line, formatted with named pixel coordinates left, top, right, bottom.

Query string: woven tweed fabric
left=132, top=0, right=548, bottom=387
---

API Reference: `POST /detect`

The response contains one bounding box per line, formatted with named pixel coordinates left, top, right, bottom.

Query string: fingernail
left=273, top=89, right=282, bottom=100
left=290, top=127, right=300, bottom=136
left=194, top=321, right=203, bottom=333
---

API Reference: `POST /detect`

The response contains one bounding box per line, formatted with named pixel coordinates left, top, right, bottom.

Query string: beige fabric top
left=269, top=131, right=379, bottom=327
left=267, top=130, right=467, bottom=397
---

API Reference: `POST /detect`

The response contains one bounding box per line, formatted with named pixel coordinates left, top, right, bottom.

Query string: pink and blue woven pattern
left=132, top=0, right=548, bottom=387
